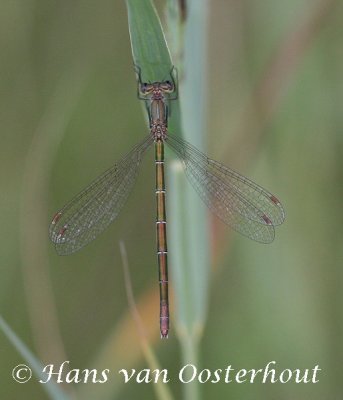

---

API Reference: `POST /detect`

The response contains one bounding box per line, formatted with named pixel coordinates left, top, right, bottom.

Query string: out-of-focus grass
left=0, top=0, right=342, bottom=399
left=0, top=316, right=69, bottom=400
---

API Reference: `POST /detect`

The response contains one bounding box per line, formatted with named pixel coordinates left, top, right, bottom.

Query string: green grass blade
left=0, top=316, right=70, bottom=400
left=166, top=0, right=210, bottom=336
left=126, top=0, right=173, bottom=82
left=178, top=0, right=210, bottom=334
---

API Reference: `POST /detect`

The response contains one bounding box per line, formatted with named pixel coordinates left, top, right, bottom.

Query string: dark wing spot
left=58, top=225, right=68, bottom=238
left=262, top=214, right=272, bottom=225
left=270, top=195, right=280, bottom=205
left=51, top=212, right=62, bottom=225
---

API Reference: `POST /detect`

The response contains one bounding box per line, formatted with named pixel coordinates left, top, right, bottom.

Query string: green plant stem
left=167, top=1, right=210, bottom=400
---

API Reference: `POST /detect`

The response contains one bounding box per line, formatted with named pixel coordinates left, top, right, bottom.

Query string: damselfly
left=49, top=67, right=285, bottom=338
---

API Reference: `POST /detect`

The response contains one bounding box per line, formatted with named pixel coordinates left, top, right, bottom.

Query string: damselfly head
left=139, top=80, right=175, bottom=96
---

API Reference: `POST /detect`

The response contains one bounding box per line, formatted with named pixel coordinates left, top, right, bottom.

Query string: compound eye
left=141, top=83, right=148, bottom=93
left=163, top=80, right=174, bottom=91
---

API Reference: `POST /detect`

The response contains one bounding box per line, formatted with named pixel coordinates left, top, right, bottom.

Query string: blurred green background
left=1, top=0, right=342, bottom=399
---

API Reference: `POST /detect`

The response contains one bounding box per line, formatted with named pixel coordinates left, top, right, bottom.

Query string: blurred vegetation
left=0, top=0, right=342, bottom=399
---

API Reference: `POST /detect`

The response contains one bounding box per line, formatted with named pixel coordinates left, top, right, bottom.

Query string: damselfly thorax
left=142, top=81, right=173, bottom=141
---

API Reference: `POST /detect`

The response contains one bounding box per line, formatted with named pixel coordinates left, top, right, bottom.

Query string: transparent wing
left=166, top=135, right=285, bottom=243
left=49, top=135, right=153, bottom=255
